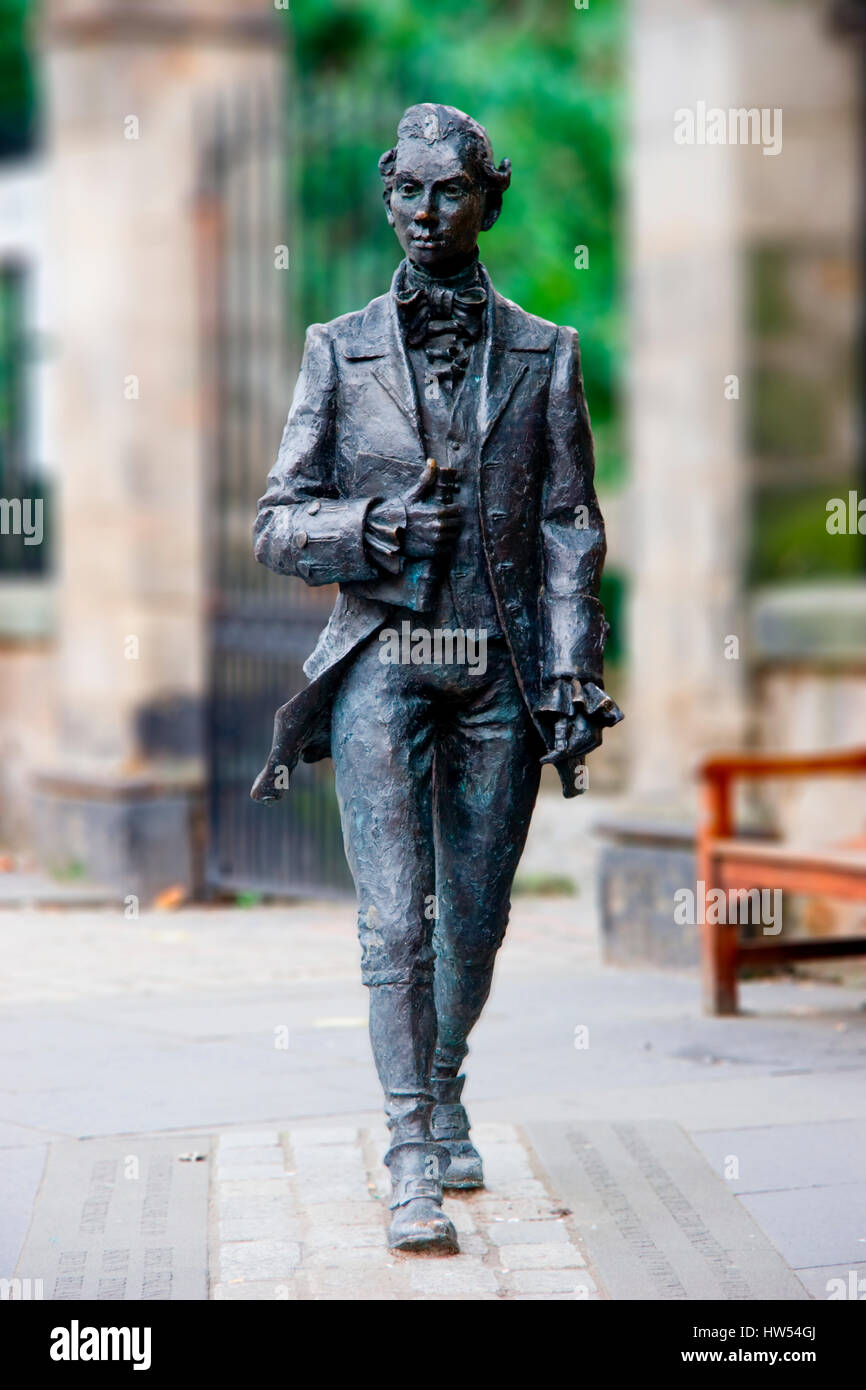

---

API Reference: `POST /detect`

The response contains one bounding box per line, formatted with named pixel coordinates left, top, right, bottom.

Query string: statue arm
left=537, top=325, right=622, bottom=749
left=253, top=324, right=380, bottom=586
left=539, top=324, right=609, bottom=685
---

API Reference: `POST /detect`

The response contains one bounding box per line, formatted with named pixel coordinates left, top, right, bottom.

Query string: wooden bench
left=697, top=748, right=866, bottom=1014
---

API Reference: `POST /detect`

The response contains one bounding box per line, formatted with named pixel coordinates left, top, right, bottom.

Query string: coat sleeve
left=539, top=324, right=609, bottom=687
left=253, top=324, right=379, bottom=586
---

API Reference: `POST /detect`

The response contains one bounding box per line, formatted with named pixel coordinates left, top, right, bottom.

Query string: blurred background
left=0, top=0, right=862, bottom=968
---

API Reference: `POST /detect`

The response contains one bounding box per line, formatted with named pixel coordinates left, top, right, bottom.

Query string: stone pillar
left=37, top=0, right=283, bottom=898
left=626, top=0, right=747, bottom=804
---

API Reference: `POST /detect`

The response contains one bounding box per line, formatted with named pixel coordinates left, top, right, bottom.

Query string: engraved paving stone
left=526, top=1120, right=810, bottom=1301
left=15, top=1135, right=210, bottom=1300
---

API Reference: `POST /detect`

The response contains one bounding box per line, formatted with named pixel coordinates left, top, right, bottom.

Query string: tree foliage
left=285, top=0, right=624, bottom=485
left=0, top=0, right=34, bottom=159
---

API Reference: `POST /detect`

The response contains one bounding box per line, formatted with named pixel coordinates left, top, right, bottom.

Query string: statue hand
left=541, top=711, right=603, bottom=765
left=400, top=458, right=461, bottom=559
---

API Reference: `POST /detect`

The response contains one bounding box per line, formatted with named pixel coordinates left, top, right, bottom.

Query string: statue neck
left=405, top=248, right=480, bottom=287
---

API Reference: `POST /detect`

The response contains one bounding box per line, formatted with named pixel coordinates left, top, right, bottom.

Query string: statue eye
left=398, top=182, right=420, bottom=197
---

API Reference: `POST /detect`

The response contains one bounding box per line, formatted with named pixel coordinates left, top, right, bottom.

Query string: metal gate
left=198, top=78, right=400, bottom=897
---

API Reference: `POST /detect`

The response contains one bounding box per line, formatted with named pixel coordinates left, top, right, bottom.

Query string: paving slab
left=526, top=1119, right=810, bottom=1301
left=794, top=1262, right=866, bottom=1301
left=691, top=1120, right=866, bottom=1193
left=14, top=1134, right=210, bottom=1299
left=737, top=1184, right=866, bottom=1270
left=0, top=1144, right=47, bottom=1277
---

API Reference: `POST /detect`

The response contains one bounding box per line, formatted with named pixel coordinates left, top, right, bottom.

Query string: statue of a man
left=252, top=104, right=622, bottom=1254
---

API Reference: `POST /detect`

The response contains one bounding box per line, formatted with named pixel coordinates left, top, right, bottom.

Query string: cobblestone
left=219, top=1215, right=303, bottom=1242
left=306, top=1267, right=408, bottom=1300
left=304, top=1223, right=385, bottom=1249
left=407, top=1259, right=499, bottom=1296
left=213, top=1279, right=306, bottom=1300
left=218, top=1240, right=302, bottom=1281
left=498, top=1242, right=586, bottom=1271
left=216, top=1163, right=288, bottom=1182
left=219, top=1130, right=282, bottom=1149
left=291, top=1127, right=361, bottom=1147
left=507, top=1268, right=597, bottom=1295
left=445, top=1200, right=477, bottom=1234
left=217, top=1179, right=294, bottom=1199
left=486, top=1219, right=570, bottom=1246
left=218, top=1194, right=299, bottom=1222
left=216, top=1145, right=285, bottom=1166
left=292, top=1176, right=372, bottom=1204
left=306, top=1244, right=394, bottom=1269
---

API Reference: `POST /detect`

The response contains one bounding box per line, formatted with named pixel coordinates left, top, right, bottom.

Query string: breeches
left=331, top=631, right=542, bottom=1112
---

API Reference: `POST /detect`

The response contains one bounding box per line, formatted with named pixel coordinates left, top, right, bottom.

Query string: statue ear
left=378, top=146, right=397, bottom=225
left=481, top=157, right=510, bottom=233
left=481, top=201, right=501, bottom=232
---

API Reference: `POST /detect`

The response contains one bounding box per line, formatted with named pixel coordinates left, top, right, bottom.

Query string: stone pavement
left=1, top=888, right=865, bottom=1300
left=211, top=1124, right=596, bottom=1301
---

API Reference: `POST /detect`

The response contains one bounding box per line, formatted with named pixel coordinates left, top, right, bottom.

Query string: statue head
left=379, top=103, right=511, bottom=275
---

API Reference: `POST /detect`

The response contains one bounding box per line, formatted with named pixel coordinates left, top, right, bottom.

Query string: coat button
left=307, top=501, right=321, bottom=515
left=296, top=530, right=308, bottom=548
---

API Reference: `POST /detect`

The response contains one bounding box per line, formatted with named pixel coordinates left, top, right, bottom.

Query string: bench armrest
left=698, top=747, right=866, bottom=839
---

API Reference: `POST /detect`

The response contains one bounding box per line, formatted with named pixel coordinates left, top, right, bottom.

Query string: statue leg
left=431, top=650, right=542, bottom=1186
left=331, top=640, right=457, bottom=1253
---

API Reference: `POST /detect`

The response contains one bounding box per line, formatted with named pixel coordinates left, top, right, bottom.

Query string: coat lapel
left=362, top=261, right=530, bottom=450
left=345, top=262, right=551, bottom=454
left=337, top=268, right=421, bottom=442
left=370, top=266, right=422, bottom=437
left=479, top=271, right=535, bottom=447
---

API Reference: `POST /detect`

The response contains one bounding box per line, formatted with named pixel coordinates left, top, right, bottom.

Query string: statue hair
left=379, top=103, right=511, bottom=226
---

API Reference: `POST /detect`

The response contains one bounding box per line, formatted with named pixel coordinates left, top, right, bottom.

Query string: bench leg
left=701, top=917, right=738, bottom=1015
left=698, top=849, right=739, bottom=1015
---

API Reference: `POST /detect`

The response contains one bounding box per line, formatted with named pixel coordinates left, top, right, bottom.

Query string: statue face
left=387, top=134, right=488, bottom=273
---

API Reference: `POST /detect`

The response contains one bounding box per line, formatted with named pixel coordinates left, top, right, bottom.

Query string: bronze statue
left=252, top=104, right=622, bottom=1254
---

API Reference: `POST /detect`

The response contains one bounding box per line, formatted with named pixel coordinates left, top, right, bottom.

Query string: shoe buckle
left=390, top=1176, right=442, bottom=1209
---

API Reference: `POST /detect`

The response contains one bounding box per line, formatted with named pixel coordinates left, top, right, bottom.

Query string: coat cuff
left=264, top=496, right=380, bottom=585
left=541, top=594, right=609, bottom=685
left=535, top=677, right=623, bottom=727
